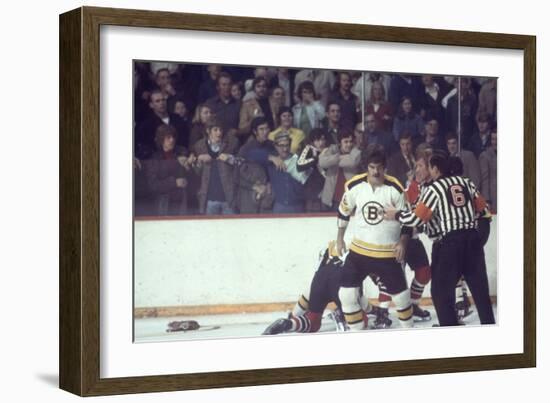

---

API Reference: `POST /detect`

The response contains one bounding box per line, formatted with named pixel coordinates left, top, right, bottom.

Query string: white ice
left=134, top=304, right=497, bottom=343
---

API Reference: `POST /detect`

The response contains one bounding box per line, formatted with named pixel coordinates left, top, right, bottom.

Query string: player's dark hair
left=429, top=150, right=450, bottom=177
left=361, top=143, right=385, bottom=169
left=448, top=156, right=464, bottom=176
left=366, top=149, right=387, bottom=167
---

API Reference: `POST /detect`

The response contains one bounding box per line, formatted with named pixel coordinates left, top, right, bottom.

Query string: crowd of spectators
left=134, top=62, right=498, bottom=217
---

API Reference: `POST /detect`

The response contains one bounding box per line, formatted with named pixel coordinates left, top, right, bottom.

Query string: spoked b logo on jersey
left=362, top=201, right=384, bottom=226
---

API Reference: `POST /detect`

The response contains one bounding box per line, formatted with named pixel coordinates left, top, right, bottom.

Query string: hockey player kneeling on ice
left=335, top=148, right=414, bottom=330
left=262, top=242, right=369, bottom=335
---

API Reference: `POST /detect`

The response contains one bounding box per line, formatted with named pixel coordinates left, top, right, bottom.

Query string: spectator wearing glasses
left=269, top=132, right=307, bottom=213
left=246, top=132, right=308, bottom=214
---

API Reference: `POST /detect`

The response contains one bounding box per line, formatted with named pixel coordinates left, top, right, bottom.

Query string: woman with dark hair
left=292, top=80, right=325, bottom=136
left=145, top=124, right=195, bottom=216
left=392, top=96, right=424, bottom=143
left=365, top=81, right=393, bottom=132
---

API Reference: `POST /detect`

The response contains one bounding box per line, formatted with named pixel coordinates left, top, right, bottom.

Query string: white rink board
left=134, top=216, right=497, bottom=308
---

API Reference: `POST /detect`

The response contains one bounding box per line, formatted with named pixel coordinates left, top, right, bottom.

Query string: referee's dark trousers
left=431, top=229, right=496, bottom=326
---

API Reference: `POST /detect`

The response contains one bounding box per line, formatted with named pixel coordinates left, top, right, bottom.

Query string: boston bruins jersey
left=338, top=173, right=406, bottom=258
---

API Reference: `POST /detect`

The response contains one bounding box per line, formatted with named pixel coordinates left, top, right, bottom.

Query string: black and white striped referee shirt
left=397, top=175, right=489, bottom=238
left=408, top=180, right=442, bottom=240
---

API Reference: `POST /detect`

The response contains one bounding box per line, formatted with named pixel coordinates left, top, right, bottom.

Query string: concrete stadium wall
left=134, top=215, right=497, bottom=309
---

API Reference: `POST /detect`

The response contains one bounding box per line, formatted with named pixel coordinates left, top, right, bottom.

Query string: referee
left=384, top=153, right=495, bottom=326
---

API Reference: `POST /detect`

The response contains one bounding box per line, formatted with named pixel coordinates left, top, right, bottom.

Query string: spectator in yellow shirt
left=268, top=106, right=306, bottom=154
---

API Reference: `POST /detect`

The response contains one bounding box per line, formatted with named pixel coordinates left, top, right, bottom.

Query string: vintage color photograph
left=133, top=61, right=498, bottom=342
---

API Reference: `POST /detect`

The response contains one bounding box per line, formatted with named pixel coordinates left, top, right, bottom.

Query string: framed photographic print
left=59, top=6, right=536, bottom=396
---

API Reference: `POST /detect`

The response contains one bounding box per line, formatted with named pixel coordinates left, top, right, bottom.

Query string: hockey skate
left=367, top=305, right=382, bottom=319
left=327, top=307, right=349, bottom=332
left=412, top=303, right=431, bottom=321
left=373, top=307, right=392, bottom=329
left=262, top=318, right=292, bottom=335
left=455, top=296, right=472, bottom=322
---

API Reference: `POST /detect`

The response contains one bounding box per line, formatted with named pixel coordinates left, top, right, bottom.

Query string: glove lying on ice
left=166, top=320, right=200, bottom=332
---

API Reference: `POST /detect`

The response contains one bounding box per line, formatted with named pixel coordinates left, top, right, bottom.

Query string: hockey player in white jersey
left=335, top=148, right=414, bottom=330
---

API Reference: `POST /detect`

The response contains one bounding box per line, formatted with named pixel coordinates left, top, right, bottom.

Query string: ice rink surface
left=135, top=304, right=497, bottom=343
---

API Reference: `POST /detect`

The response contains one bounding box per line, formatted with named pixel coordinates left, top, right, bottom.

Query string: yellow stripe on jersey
left=383, top=174, right=405, bottom=193
left=344, top=173, right=368, bottom=191
left=350, top=238, right=397, bottom=258
left=343, top=173, right=404, bottom=193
